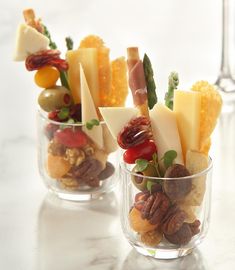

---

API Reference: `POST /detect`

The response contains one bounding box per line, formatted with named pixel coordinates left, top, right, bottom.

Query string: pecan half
left=72, top=158, right=103, bottom=179
left=134, top=191, right=150, bottom=211
left=140, top=192, right=170, bottom=226
left=161, top=205, right=187, bottom=235
left=164, top=220, right=201, bottom=245
left=117, top=116, right=152, bottom=149
left=85, top=177, right=100, bottom=187
left=25, top=50, right=68, bottom=71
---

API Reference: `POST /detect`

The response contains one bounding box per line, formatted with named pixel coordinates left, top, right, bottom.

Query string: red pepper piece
left=123, top=140, right=157, bottom=164
left=54, top=128, right=88, bottom=148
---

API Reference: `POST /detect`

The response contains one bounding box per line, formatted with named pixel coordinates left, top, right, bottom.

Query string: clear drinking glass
left=215, top=0, right=235, bottom=109
left=120, top=159, right=213, bottom=259
left=37, top=109, right=119, bottom=201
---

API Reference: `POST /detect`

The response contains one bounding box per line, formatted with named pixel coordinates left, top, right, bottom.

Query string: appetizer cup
left=120, top=159, right=212, bottom=259
left=37, top=110, right=118, bottom=201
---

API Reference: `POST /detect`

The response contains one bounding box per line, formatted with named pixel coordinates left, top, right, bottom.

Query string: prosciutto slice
left=127, top=59, right=147, bottom=106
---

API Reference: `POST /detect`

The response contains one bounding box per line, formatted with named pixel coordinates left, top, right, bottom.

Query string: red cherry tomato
left=123, top=140, right=157, bottom=164
left=54, top=128, right=87, bottom=148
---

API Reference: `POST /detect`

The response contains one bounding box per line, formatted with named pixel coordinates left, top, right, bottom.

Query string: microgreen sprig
left=86, top=119, right=100, bottom=130
left=161, top=150, right=177, bottom=169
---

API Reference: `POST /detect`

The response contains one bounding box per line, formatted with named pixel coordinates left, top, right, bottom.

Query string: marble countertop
left=1, top=0, right=235, bottom=269
left=1, top=111, right=235, bottom=270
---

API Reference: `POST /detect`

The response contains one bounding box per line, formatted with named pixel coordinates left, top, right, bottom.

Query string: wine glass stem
left=220, top=0, right=231, bottom=77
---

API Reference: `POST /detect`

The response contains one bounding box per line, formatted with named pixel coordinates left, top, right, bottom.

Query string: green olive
left=38, top=86, right=72, bottom=112
left=131, top=164, right=158, bottom=191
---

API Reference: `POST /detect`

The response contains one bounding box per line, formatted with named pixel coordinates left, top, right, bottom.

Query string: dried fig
left=98, top=162, right=115, bottom=180
left=165, top=223, right=192, bottom=245
left=163, top=164, right=192, bottom=201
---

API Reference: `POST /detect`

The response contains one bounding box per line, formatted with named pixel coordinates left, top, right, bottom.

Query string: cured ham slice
left=127, top=47, right=149, bottom=117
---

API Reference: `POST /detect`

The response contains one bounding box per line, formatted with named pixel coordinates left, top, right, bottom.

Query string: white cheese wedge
left=99, top=107, right=139, bottom=139
left=102, top=125, right=118, bottom=154
left=66, top=48, right=99, bottom=107
left=173, top=90, right=201, bottom=160
left=13, top=24, right=49, bottom=61
left=150, top=103, right=184, bottom=169
left=80, top=64, right=103, bottom=149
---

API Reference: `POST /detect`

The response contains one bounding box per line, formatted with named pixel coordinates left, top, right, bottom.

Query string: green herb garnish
left=65, top=37, right=74, bottom=50
left=135, top=159, right=148, bottom=172
left=143, top=54, right=157, bottom=109
left=67, top=118, right=75, bottom=124
left=164, top=72, right=179, bottom=110
left=162, top=150, right=177, bottom=169
left=58, top=107, right=70, bottom=120
left=86, top=119, right=100, bottom=130
left=152, top=152, right=162, bottom=177
left=146, top=181, right=156, bottom=194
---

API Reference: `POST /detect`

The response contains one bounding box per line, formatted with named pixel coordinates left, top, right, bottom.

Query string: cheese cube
left=150, top=103, right=184, bottom=169
left=99, top=107, right=139, bottom=139
left=173, top=90, right=201, bottom=160
left=80, top=64, right=103, bottom=149
left=13, top=24, right=49, bottom=61
left=66, top=48, right=99, bottom=107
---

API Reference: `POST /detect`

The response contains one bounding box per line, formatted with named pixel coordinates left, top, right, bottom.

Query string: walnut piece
left=48, top=140, right=66, bottom=156
left=65, top=148, right=85, bottom=166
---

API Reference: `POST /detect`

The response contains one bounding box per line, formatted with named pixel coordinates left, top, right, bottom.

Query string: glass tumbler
left=120, top=159, right=212, bottom=259
left=37, top=110, right=119, bottom=201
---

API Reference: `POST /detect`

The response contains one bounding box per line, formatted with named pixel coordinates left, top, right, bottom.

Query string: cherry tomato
left=123, top=140, right=157, bottom=164
left=54, top=128, right=88, bottom=148
left=34, top=66, right=60, bottom=88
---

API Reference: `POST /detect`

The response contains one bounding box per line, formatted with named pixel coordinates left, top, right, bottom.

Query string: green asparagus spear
left=42, top=24, right=57, bottom=49
left=65, top=37, right=74, bottom=50
left=42, top=24, right=70, bottom=90
left=143, top=54, right=158, bottom=109
left=165, top=72, right=179, bottom=110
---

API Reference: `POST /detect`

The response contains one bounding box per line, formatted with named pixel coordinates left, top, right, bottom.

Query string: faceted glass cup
left=37, top=110, right=119, bottom=201
left=120, top=159, right=212, bottom=259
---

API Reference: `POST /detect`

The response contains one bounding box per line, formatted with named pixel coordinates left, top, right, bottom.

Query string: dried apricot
left=129, top=207, right=157, bottom=233
left=141, top=229, right=163, bottom=247
left=47, top=153, right=71, bottom=179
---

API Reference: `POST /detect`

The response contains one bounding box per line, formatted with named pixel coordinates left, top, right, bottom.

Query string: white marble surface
left=1, top=0, right=235, bottom=269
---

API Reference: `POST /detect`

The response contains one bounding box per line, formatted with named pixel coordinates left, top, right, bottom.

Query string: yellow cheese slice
left=66, top=48, right=99, bottom=107
left=149, top=103, right=184, bottom=169
left=80, top=64, right=103, bottom=149
left=99, top=107, right=139, bottom=139
left=173, top=90, right=201, bottom=160
left=14, top=24, right=49, bottom=61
